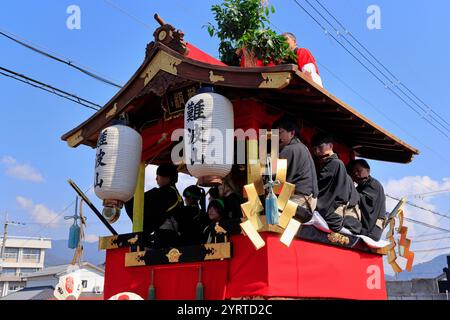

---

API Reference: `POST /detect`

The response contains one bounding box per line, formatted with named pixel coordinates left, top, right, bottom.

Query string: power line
left=413, top=236, right=450, bottom=243
left=317, top=62, right=450, bottom=165
left=312, top=0, right=450, bottom=131
left=292, top=0, right=449, bottom=139
left=102, top=0, right=152, bottom=29
left=414, top=246, right=450, bottom=253
left=413, top=230, right=450, bottom=239
left=17, top=185, right=94, bottom=247
left=408, top=188, right=450, bottom=198
left=271, top=17, right=450, bottom=165
left=403, top=217, right=450, bottom=233
left=386, top=194, right=450, bottom=220
left=0, top=28, right=123, bottom=89
left=306, top=0, right=450, bottom=134
left=303, top=0, right=449, bottom=135
left=0, top=66, right=101, bottom=111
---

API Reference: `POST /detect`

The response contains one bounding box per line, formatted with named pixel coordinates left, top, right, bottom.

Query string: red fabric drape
left=104, top=247, right=229, bottom=300
left=104, top=233, right=386, bottom=300
left=226, top=233, right=386, bottom=300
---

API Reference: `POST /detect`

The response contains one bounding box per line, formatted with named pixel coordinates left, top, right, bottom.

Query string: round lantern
left=94, top=122, right=142, bottom=223
left=184, top=88, right=234, bottom=183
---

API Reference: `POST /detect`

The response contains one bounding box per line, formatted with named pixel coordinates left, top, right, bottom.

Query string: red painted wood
left=104, top=233, right=386, bottom=300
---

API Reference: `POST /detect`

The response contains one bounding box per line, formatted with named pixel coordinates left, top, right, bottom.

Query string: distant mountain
left=44, top=240, right=105, bottom=267
left=385, top=254, right=449, bottom=281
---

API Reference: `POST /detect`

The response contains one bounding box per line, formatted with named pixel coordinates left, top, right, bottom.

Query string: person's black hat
left=207, top=186, right=220, bottom=199
left=183, top=185, right=204, bottom=199
left=311, top=132, right=334, bottom=147
left=272, top=115, right=300, bottom=136
left=207, top=199, right=226, bottom=217
left=347, top=159, right=371, bottom=171
left=156, top=164, right=178, bottom=183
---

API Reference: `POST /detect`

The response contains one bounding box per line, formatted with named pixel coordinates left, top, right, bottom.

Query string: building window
left=82, top=280, right=88, bottom=288
left=20, top=268, right=39, bottom=275
left=4, top=247, right=19, bottom=262
left=8, top=282, right=24, bottom=292
left=1, top=268, right=18, bottom=275
left=22, top=248, right=41, bottom=262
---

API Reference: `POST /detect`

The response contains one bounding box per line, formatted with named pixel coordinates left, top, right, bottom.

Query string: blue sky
left=0, top=0, right=449, bottom=270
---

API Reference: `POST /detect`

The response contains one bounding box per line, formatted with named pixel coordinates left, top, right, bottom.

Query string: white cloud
left=1, top=155, right=16, bottom=165
left=16, top=196, right=33, bottom=209
left=85, top=234, right=99, bottom=243
left=16, top=196, right=61, bottom=228
left=1, top=155, right=44, bottom=182
left=383, top=175, right=450, bottom=272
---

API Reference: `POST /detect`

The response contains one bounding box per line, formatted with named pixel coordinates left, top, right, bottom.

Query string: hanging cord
left=196, top=266, right=204, bottom=300
left=148, top=269, right=156, bottom=300
left=72, top=199, right=86, bottom=266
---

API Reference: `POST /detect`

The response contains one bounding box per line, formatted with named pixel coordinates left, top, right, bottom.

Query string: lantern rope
left=71, top=198, right=86, bottom=266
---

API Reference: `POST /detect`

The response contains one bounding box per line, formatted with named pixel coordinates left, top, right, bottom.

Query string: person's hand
left=303, top=70, right=313, bottom=81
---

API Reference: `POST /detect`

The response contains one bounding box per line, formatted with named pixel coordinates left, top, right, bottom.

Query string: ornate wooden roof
left=61, top=22, right=418, bottom=164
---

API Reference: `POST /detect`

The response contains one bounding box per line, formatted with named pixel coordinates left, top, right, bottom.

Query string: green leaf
left=271, top=5, right=275, bottom=14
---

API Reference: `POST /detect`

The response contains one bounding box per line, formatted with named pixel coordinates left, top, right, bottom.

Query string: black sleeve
left=225, top=194, right=244, bottom=219
left=359, top=182, right=380, bottom=232
left=159, top=187, right=181, bottom=215
left=333, top=162, right=351, bottom=204
left=316, top=159, right=349, bottom=232
left=347, top=175, right=360, bottom=207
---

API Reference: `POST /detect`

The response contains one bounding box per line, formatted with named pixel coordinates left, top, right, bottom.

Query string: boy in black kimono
left=272, top=116, right=318, bottom=222
left=125, top=164, right=183, bottom=248
left=311, top=133, right=362, bottom=234
left=348, top=159, right=386, bottom=241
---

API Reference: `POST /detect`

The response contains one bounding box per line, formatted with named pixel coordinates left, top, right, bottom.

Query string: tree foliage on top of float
left=206, top=0, right=296, bottom=66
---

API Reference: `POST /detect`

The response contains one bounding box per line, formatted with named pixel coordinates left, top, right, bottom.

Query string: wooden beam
left=125, top=242, right=232, bottom=267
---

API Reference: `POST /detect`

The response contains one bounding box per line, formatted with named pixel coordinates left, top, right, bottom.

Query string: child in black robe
left=312, top=133, right=362, bottom=234
left=348, top=159, right=386, bottom=241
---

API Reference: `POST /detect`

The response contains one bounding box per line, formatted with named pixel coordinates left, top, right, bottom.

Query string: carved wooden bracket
left=151, top=14, right=188, bottom=56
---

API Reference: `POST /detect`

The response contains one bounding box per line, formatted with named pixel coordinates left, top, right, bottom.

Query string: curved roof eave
left=61, top=42, right=419, bottom=164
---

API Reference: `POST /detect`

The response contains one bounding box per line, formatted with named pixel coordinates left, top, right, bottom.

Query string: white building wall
left=0, top=236, right=51, bottom=297
left=77, top=269, right=104, bottom=292
left=25, top=267, right=104, bottom=293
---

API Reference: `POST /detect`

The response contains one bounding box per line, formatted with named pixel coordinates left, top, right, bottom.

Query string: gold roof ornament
left=166, top=248, right=183, bottom=263
left=378, top=198, right=414, bottom=273
left=240, top=154, right=303, bottom=249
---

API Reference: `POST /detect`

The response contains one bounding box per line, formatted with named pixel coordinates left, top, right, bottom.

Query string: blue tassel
left=265, top=191, right=278, bottom=225
left=148, top=269, right=156, bottom=300
left=196, top=267, right=204, bottom=300
left=68, top=222, right=80, bottom=249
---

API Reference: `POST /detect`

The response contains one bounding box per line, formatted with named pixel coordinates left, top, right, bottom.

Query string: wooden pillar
left=132, top=162, right=145, bottom=233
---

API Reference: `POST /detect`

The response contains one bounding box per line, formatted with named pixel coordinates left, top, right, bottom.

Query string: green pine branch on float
left=206, top=0, right=296, bottom=66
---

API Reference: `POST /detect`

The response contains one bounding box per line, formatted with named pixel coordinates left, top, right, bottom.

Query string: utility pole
left=0, top=213, right=26, bottom=274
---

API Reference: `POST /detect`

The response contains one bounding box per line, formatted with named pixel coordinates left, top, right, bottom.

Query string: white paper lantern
left=53, top=268, right=82, bottom=300
left=184, top=89, right=234, bottom=180
left=94, top=124, right=142, bottom=222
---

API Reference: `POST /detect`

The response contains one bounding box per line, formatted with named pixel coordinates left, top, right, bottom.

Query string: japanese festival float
left=60, top=4, right=419, bottom=300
